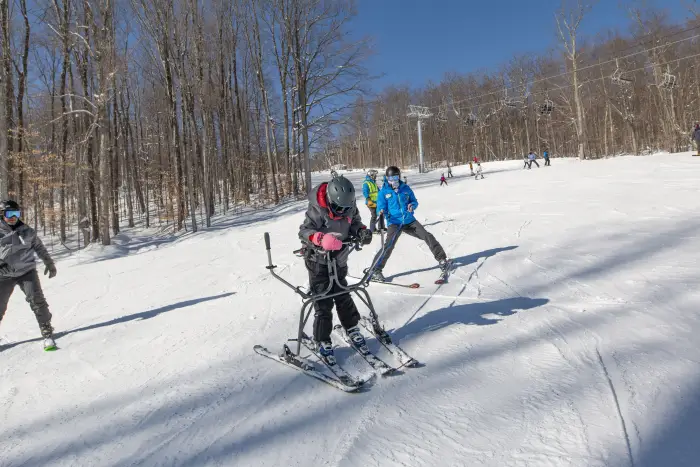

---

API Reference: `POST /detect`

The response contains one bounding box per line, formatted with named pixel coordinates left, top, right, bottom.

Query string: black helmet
left=1, top=200, right=20, bottom=212
left=385, top=166, right=401, bottom=178
left=326, top=175, right=355, bottom=216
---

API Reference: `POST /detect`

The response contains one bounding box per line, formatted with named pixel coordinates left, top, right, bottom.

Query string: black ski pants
left=366, top=204, right=378, bottom=232
left=305, top=259, right=360, bottom=343
left=0, top=269, right=52, bottom=325
left=373, top=220, right=446, bottom=272
left=544, top=158, right=550, bottom=166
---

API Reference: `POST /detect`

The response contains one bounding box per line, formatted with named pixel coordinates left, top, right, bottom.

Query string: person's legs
left=403, top=221, right=447, bottom=263
left=17, top=270, right=53, bottom=337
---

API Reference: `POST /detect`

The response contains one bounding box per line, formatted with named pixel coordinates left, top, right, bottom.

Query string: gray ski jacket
left=0, top=221, right=55, bottom=279
left=299, top=182, right=365, bottom=266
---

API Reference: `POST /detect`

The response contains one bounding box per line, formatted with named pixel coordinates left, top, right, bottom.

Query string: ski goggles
left=387, top=175, right=400, bottom=182
left=329, top=202, right=352, bottom=216
left=3, top=210, right=20, bottom=219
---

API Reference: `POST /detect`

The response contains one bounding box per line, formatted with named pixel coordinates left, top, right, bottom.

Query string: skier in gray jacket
left=0, top=200, right=57, bottom=347
left=299, top=174, right=372, bottom=366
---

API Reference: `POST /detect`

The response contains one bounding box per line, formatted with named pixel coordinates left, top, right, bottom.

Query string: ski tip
left=44, top=346, right=57, bottom=351
left=409, top=283, right=420, bottom=288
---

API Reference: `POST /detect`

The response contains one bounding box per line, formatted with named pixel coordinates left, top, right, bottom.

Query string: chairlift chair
left=539, top=99, right=554, bottom=115
left=660, top=72, right=677, bottom=90
left=611, top=62, right=633, bottom=86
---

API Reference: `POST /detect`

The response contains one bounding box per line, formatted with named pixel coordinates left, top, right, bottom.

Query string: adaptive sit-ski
left=254, top=232, right=419, bottom=393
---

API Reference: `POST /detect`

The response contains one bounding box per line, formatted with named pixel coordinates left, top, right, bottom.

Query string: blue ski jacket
left=376, top=180, right=418, bottom=226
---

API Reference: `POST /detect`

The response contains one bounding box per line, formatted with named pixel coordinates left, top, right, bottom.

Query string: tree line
left=0, top=0, right=368, bottom=245
left=0, top=0, right=695, bottom=246
left=324, top=2, right=699, bottom=171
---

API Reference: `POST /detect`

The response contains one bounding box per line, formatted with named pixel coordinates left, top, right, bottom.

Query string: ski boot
left=40, top=322, right=56, bottom=351
left=346, top=325, right=369, bottom=354
left=369, top=269, right=386, bottom=283
left=315, top=341, right=336, bottom=366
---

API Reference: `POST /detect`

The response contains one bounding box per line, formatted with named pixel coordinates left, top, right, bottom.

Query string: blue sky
left=351, top=0, right=690, bottom=91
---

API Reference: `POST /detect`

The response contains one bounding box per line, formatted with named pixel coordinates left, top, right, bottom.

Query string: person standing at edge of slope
left=0, top=200, right=57, bottom=350
left=692, top=123, right=700, bottom=156
left=298, top=174, right=373, bottom=366
left=362, top=169, right=379, bottom=233
left=369, top=166, right=450, bottom=282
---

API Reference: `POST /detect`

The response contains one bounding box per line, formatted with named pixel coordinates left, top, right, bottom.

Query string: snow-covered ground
left=1, top=153, right=700, bottom=467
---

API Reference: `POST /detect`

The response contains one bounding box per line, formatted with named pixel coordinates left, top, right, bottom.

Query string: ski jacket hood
left=299, top=182, right=364, bottom=265
left=375, top=181, right=419, bottom=227
left=0, top=221, right=54, bottom=278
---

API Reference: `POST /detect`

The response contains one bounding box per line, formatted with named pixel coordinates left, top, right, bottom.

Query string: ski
left=359, top=317, right=420, bottom=368
left=254, top=344, right=370, bottom=393
left=350, top=273, right=420, bottom=289
left=298, top=336, right=375, bottom=386
left=332, top=325, right=396, bottom=376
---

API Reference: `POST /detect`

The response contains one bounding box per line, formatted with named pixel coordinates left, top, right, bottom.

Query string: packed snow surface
left=1, top=153, right=700, bottom=467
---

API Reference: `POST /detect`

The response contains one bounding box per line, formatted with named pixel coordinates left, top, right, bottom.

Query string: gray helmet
left=326, top=175, right=355, bottom=215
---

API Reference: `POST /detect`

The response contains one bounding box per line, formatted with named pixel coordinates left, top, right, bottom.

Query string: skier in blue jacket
left=369, top=166, right=450, bottom=282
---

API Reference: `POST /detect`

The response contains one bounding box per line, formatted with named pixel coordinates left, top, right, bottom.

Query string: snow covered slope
left=2, top=153, right=700, bottom=466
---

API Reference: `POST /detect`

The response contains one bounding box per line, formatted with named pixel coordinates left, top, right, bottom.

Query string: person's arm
left=31, top=231, right=57, bottom=277
left=406, top=186, right=419, bottom=212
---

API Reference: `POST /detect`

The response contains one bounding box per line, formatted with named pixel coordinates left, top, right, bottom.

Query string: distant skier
left=523, top=155, right=529, bottom=169
left=0, top=200, right=57, bottom=350
left=298, top=174, right=373, bottom=365
left=370, top=166, right=450, bottom=282
left=692, top=124, right=700, bottom=156
left=475, top=162, right=484, bottom=179
left=469, top=160, right=475, bottom=176
left=440, top=173, right=448, bottom=186
left=528, top=151, right=539, bottom=168
left=543, top=150, right=551, bottom=166
left=447, top=163, right=453, bottom=178
left=362, top=169, right=379, bottom=233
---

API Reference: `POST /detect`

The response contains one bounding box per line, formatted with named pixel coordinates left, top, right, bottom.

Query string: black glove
left=0, top=263, right=9, bottom=276
left=44, top=263, right=57, bottom=279
left=358, top=228, right=372, bottom=245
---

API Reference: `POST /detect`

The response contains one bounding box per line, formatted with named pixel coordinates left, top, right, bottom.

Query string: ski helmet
left=1, top=200, right=21, bottom=220
left=326, top=175, right=355, bottom=216
left=385, top=166, right=401, bottom=178
left=367, top=169, right=378, bottom=180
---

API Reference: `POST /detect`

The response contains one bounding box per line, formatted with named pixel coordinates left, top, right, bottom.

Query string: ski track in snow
left=2, top=154, right=700, bottom=466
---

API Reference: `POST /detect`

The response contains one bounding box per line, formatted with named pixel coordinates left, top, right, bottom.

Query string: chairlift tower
left=407, top=105, right=432, bottom=173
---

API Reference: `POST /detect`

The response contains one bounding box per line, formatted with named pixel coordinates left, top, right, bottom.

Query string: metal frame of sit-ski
left=263, top=231, right=388, bottom=357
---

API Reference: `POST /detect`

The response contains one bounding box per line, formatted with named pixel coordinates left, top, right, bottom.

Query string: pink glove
left=311, top=232, right=324, bottom=246
left=310, top=232, right=343, bottom=251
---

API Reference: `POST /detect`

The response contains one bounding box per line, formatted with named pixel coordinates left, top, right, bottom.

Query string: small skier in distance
left=527, top=151, right=539, bottom=168
left=0, top=200, right=58, bottom=350
left=692, top=123, right=700, bottom=156
left=475, top=162, right=484, bottom=179
left=543, top=150, right=551, bottom=166
left=440, top=173, right=448, bottom=186
left=447, top=163, right=453, bottom=178
left=298, top=174, right=373, bottom=366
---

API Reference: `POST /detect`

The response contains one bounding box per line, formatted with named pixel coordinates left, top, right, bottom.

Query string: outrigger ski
left=332, top=325, right=397, bottom=376
left=254, top=344, right=373, bottom=393
left=359, top=317, right=420, bottom=368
